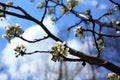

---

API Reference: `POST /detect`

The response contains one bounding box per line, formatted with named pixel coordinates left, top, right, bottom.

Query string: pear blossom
left=14, top=44, right=27, bottom=57
left=2, top=24, right=24, bottom=43
left=37, top=2, right=46, bottom=9
left=107, top=73, right=120, bottom=80
left=67, top=0, right=80, bottom=10
left=74, top=26, right=84, bottom=37
left=51, top=41, right=69, bottom=61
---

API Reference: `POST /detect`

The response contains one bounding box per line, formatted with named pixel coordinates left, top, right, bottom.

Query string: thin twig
left=68, top=20, right=83, bottom=31
left=97, top=13, right=111, bottom=20
left=25, top=50, right=50, bottom=55
left=16, top=35, right=49, bottom=43
left=109, top=0, right=120, bottom=8
left=0, top=2, right=31, bottom=17
left=90, top=17, right=101, bottom=57
left=41, top=0, right=48, bottom=22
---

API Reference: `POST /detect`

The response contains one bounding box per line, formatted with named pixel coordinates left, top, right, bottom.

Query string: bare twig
left=25, top=50, right=50, bottom=55
left=109, top=0, right=120, bottom=8
left=68, top=20, right=83, bottom=31
left=97, top=13, right=111, bottom=20
left=15, top=35, right=49, bottom=43
left=90, top=17, right=101, bottom=57
left=0, top=2, right=31, bottom=17
left=41, top=0, right=48, bottom=22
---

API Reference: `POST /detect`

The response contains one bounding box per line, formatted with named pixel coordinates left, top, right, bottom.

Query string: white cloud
left=67, top=37, right=93, bottom=53
left=0, top=73, right=8, bottom=80
left=1, top=16, right=57, bottom=79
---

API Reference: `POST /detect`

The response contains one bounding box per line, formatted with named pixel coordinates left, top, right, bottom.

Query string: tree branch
left=50, top=0, right=120, bottom=29
left=69, top=49, right=120, bottom=75
left=91, top=17, right=101, bottom=57
left=1, top=1, right=120, bottom=75
left=68, top=20, right=83, bottom=31
left=41, top=0, right=48, bottom=22
left=0, top=2, right=31, bottom=17
left=0, top=9, right=28, bottom=20
left=25, top=50, right=50, bottom=55
left=109, top=0, right=120, bottom=8
left=15, top=35, right=49, bottom=43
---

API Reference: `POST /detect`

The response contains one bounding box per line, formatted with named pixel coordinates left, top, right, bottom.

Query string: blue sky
left=0, top=0, right=118, bottom=80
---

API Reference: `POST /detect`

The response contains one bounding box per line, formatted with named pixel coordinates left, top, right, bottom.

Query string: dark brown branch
left=109, top=0, right=120, bottom=8
left=69, top=49, right=120, bottom=75
left=25, top=50, right=50, bottom=55
left=91, top=17, right=101, bottom=57
left=0, top=9, right=28, bottom=20
left=55, top=14, right=64, bottom=22
left=68, top=20, right=83, bottom=31
left=15, top=35, right=49, bottom=43
left=0, top=2, right=31, bottom=17
left=103, top=61, right=120, bottom=75
left=41, top=0, right=48, bottom=22
left=97, top=13, right=111, bottom=20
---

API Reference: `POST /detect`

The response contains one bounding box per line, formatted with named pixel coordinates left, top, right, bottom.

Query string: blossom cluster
left=47, top=8, right=54, bottom=15
left=2, top=24, right=24, bottom=43
left=107, top=73, right=120, bottom=80
left=74, top=26, right=84, bottom=38
left=93, top=35, right=105, bottom=51
left=37, top=2, right=46, bottom=9
left=51, top=41, right=69, bottom=62
left=96, top=37, right=105, bottom=51
left=111, top=19, right=120, bottom=33
left=67, top=0, right=80, bottom=10
left=60, top=7, right=69, bottom=15
left=14, top=44, right=27, bottom=57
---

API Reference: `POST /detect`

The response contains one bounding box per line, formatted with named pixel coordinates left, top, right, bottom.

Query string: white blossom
left=2, top=24, right=24, bottom=43
left=14, top=44, right=27, bottom=57
left=37, top=2, right=46, bottom=9
left=74, top=26, right=84, bottom=37
left=51, top=41, right=69, bottom=61
left=67, top=0, right=80, bottom=10
left=107, top=73, right=120, bottom=80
